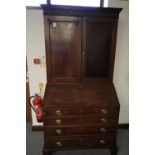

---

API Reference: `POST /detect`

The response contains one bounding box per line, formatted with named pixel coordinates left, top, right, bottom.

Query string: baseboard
left=32, top=123, right=129, bottom=131
left=32, top=125, right=43, bottom=131
left=118, top=123, right=129, bottom=129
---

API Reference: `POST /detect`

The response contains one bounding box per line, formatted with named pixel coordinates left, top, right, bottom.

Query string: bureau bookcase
left=42, top=4, right=122, bottom=155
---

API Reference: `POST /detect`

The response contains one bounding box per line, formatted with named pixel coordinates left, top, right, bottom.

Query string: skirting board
left=32, top=124, right=129, bottom=131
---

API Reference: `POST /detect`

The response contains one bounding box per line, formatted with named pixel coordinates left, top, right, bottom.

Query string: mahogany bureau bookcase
left=41, top=4, right=122, bottom=155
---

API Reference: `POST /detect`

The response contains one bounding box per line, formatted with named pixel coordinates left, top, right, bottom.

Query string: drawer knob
left=56, top=141, right=62, bottom=147
left=55, top=119, right=62, bottom=125
left=100, top=139, right=106, bottom=144
left=55, top=110, right=62, bottom=115
left=101, top=109, right=108, bottom=114
left=100, top=118, right=107, bottom=123
left=55, top=129, right=63, bottom=135
left=100, top=128, right=107, bottom=133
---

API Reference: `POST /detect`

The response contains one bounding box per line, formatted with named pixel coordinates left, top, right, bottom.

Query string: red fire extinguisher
left=29, top=94, right=43, bottom=122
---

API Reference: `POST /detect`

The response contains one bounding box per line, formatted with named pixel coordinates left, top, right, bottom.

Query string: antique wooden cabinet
left=42, top=4, right=122, bottom=155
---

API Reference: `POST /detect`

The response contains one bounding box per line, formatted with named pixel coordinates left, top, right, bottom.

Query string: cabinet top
left=41, top=4, right=122, bottom=18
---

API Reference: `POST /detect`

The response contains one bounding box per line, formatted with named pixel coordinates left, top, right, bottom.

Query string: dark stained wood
left=44, top=135, right=115, bottom=149
left=109, top=20, right=118, bottom=81
left=42, top=4, right=122, bottom=155
left=44, top=16, right=82, bottom=83
left=44, top=114, right=118, bottom=126
left=43, top=81, right=120, bottom=155
left=82, top=17, right=118, bottom=81
left=43, top=80, right=119, bottom=107
left=44, top=105, right=119, bottom=116
left=31, top=123, right=129, bottom=132
left=41, top=4, right=122, bottom=18
left=44, top=124, right=117, bottom=137
left=83, top=17, right=114, bottom=78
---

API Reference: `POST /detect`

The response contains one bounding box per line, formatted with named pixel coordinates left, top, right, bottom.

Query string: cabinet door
left=82, top=17, right=118, bottom=81
left=44, top=16, right=82, bottom=83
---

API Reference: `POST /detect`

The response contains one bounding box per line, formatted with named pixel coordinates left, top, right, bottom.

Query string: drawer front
left=82, top=115, right=118, bottom=125
left=44, top=116, right=82, bottom=126
left=44, top=138, right=81, bottom=148
left=44, top=114, right=118, bottom=126
left=44, top=107, right=82, bottom=116
left=82, top=106, right=119, bottom=115
left=44, top=106, right=119, bottom=116
left=44, top=125, right=117, bottom=137
left=44, top=136, right=115, bottom=149
left=80, top=136, right=115, bottom=148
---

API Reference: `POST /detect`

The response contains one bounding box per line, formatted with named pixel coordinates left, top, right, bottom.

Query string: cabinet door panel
left=83, top=17, right=116, bottom=79
left=45, top=16, right=82, bottom=83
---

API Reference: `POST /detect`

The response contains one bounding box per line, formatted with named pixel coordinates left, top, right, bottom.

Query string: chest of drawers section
left=43, top=104, right=119, bottom=153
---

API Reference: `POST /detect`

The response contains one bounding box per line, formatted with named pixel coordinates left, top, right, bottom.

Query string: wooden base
left=43, top=148, right=54, bottom=155
left=43, top=145, right=117, bottom=155
left=110, top=145, right=117, bottom=155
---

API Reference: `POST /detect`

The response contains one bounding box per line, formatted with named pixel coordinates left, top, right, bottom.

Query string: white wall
left=26, top=1, right=129, bottom=125
left=108, top=0, right=129, bottom=123
left=26, top=9, right=46, bottom=126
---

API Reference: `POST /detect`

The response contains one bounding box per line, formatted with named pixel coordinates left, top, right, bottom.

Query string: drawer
left=44, top=125, right=117, bottom=137
left=44, top=135, right=115, bottom=149
left=44, top=107, right=82, bottom=116
left=44, top=138, right=81, bottom=148
left=44, top=114, right=118, bottom=126
left=82, top=115, right=118, bottom=125
left=82, top=106, right=119, bottom=115
left=80, top=136, right=115, bottom=148
left=44, top=116, right=82, bottom=126
left=44, top=106, right=119, bottom=117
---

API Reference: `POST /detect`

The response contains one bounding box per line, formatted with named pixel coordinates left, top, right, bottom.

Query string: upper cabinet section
left=42, top=5, right=122, bottom=84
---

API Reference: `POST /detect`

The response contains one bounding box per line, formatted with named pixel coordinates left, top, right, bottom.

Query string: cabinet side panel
left=44, top=16, right=51, bottom=82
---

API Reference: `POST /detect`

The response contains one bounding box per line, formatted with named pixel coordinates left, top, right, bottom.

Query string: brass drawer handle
left=55, top=129, right=63, bottom=135
left=100, top=139, right=106, bottom=144
left=101, top=109, right=108, bottom=114
left=56, top=141, right=62, bottom=147
left=55, top=110, right=62, bottom=115
left=100, top=118, right=107, bottom=123
left=55, top=119, right=62, bottom=125
left=100, top=128, right=107, bottom=133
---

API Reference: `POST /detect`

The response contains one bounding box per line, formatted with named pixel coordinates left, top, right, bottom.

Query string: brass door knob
left=100, top=139, right=106, bottom=144
left=100, top=118, right=107, bottom=123
left=55, top=129, right=63, bottom=135
left=56, top=141, right=62, bottom=147
left=55, top=119, right=62, bottom=125
left=100, top=128, right=107, bottom=133
left=55, top=110, right=62, bottom=115
left=101, top=109, right=108, bottom=114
